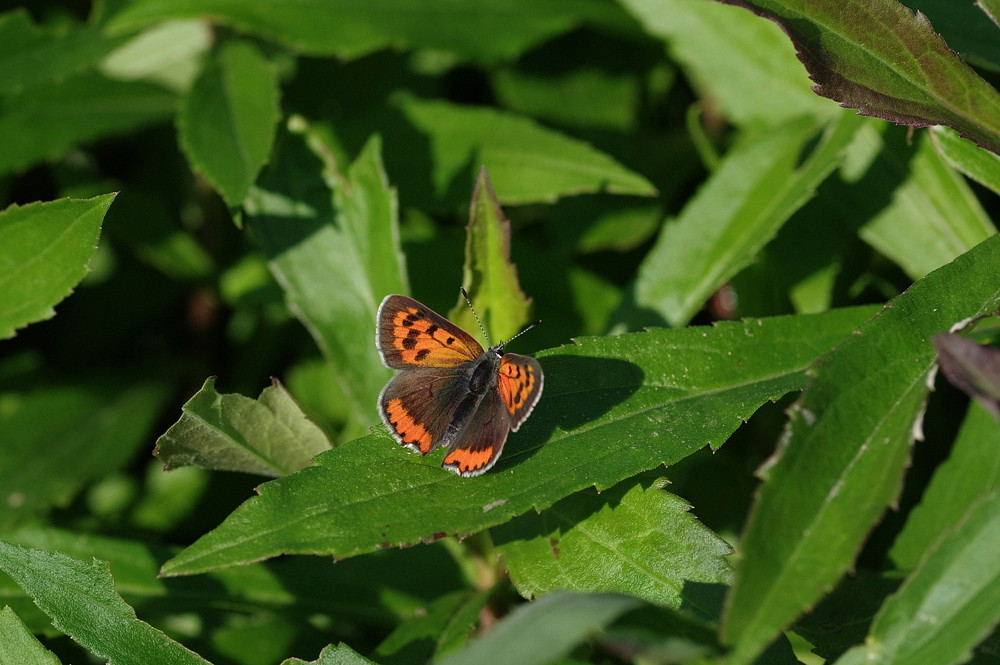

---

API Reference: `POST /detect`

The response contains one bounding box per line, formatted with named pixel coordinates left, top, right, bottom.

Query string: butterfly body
left=376, top=294, right=542, bottom=477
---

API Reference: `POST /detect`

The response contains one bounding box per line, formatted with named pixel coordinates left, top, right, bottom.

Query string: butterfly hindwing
left=498, top=353, right=543, bottom=431
left=442, top=389, right=511, bottom=477
left=377, top=295, right=483, bottom=369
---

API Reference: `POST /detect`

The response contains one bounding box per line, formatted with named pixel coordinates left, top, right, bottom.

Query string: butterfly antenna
left=503, top=319, right=542, bottom=346
left=461, top=287, right=492, bottom=346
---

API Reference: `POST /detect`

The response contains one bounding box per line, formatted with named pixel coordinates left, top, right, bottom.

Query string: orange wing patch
left=443, top=445, right=496, bottom=475
left=498, top=355, right=543, bottom=430
left=385, top=302, right=482, bottom=366
left=384, top=398, right=434, bottom=453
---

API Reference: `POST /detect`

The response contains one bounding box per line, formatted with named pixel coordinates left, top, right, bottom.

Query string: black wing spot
left=402, top=337, right=417, bottom=350
left=415, top=349, right=430, bottom=362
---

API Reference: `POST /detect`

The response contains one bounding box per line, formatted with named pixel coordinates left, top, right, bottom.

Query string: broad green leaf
left=0, top=9, right=126, bottom=94
left=859, top=130, right=996, bottom=279
left=890, top=401, right=1000, bottom=569
left=99, top=20, right=212, bottom=92
left=178, top=39, right=281, bottom=208
left=721, top=235, right=1000, bottom=665
left=632, top=112, right=865, bottom=328
left=282, top=643, right=376, bottom=665
left=391, top=96, right=657, bottom=207
left=900, top=0, right=1000, bottom=71
left=447, top=167, right=533, bottom=343
left=0, top=606, right=61, bottom=665
left=494, top=478, right=732, bottom=618
left=160, top=305, right=877, bottom=575
left=0, top=378, right=170, bottom=527
left=436, top=592, right=642, bottom=665
left=0, top=541, right=211, bottom=665
left=930, top=125, right=1000, bottom=196
left=835, top=490, right=1000, bottom=665
left=982, top=0, right=1000, bottom=28
left=0, top=71, right=176, bottom=176
left=0, top=194, right=114, bottom=339
left=154, top=377, right=331, bottom=477
left=106, top=0, right=624, bottom=63
left=714, top=0, right=1000, bottom=154
left=619, top=0, right=834, bottom=126
left=375, top=590, right=490, bottom=662
left=246, top=127, right=407, bottom=434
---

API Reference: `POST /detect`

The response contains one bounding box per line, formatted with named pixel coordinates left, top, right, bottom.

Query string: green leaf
left=447, top=167, right=533, bottom=343
left=435, top=592, right=642, bottom=665
left=858, top=130, right=996, bottom=279
left=835, top=490, right=1000, bottom=665
left=721, top=235, right=1000, bottom=665
left=982, top=0, right=1000, bottom=28
left=930, top=125, right=1000, bottom=196
left=0, top=71, right=177, bottom=176
left=715, top=0, right=1000, bottom=155
left=0, top=378, right=170, bottom=527
left=375, top=590, right=490, bottom=662
left=282, top=643, right=376, bottom=665
left=900, top=0, right=1000, bottom=71
left=632, top=113, right=865, bottom=327
left=390, top=96, right=657, bottom=207
left=0, top=8, right=127, bottom=94
left=159, top=305, right=876, bottom=576
left=246, top=126, right=407, bottom=434
left=0, top=194, right=115, bottom=339
left=178, top=39, right=281, bottom=208
left=0, top=606, right=62, bottom=665
left=154, top=377, right=331, bottom=477
left=493, top=478, right=732, bottom=618
left=0, top=541, right=211, bottom=665
left=890, top=401, right=1000, bottom=569
left=106, top=0, right=624, bottom=63
left=619, top=0, right=835, bottom=126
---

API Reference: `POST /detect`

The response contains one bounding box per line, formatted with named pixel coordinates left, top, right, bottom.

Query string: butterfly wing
left=442, top=389, right=511, bottom=477
left=379, top=367, right=468, bottom=454
left=377, top=295, right=483, bottom=369
left=497, top=353, right=543, bottom=431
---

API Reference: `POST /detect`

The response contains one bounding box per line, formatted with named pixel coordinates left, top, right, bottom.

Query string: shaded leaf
left=494, top=478, right=732, bottom=619
left=0, top=194, right=114, bottom=339
left=282, top=643, right=377, bottom=664
left=930, top=125, right=1000, bottom=196
left=931, top=332, right=1000, bottom=420
left=632, top=112, right=865, bottom=327
left=836, top=491, right=1000, bottom=665
left=178, top=39, right=281, bottom=208
left=721, top=235, right=1000, bottom=665
left=0, top=541, right=211, bottom=665
left=448, top=167, right=533, bottom=343
left=159, top=305, right=877, bottom=576
left=375, top=590, right=490, bottom=663
left=246, top=127, right=407, bottom=434
left=154, top=377, right=331, bottom=477
left=890, top=401, right=1000, bottom=569
left=436, top=592, right=642, bottom=665
left=716, top=0, right=1000, bottom=154
left=0, top=606, right=62, bottom=665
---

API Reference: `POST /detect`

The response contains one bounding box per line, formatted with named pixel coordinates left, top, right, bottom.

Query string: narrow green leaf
left=835, top=491, right=1000, bottom=665
left=0, top=541, right=211, bottom=665
left=716, top=0, right=1000, bottom=154
left=282, top=643, right=376, bottom=665
left=393, top=96, right=657, bottom=206
left=0, top=194, right=115, bottom=339
left=859, top=130, right=996, bottom=279
left=890, top=401, right=1000, bottom=569
left=98, top=20, right=212, bottom=91
left=375, top=590, right=490, bottom=662
left=981, top=0, right=1000, bottom=28
left=246, top=127, right=407, bottom=433
left=0, top=72, right=176, bottom=176
left=448, top=167, right=533, bottom=343
left=0, top=378, right=170, bottom=527
left=160, top=306, right=876, bottom=576
left=178, top=39, right=280, bottom=208
left=619, top=0, right=835, bottom=126
left=494, top=478, right=732, bottom=619
left=154, top=377, right=331, bottom=477
left=721, top=235, right=1000, bottom=665
left=930, top=125, right=1000, bottom=196
left=106, top=0, right=624, bottom=63
left=0, top=606, right=62, bottom=665
left=436, top=592, right=642, bottom=665
left=633, top=113, right=865, bottom=327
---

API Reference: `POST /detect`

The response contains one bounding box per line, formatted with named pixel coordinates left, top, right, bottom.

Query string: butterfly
left=376, top=292, right=543, bottom=477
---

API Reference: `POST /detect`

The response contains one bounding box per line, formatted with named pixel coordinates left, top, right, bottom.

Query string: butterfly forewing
left=379, top=367, right=466, bottom=454
left=377, top=295, right=483, bottom=369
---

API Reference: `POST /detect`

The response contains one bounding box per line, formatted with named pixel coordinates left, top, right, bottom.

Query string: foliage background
left=0, top=1, right=998, bottom=664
